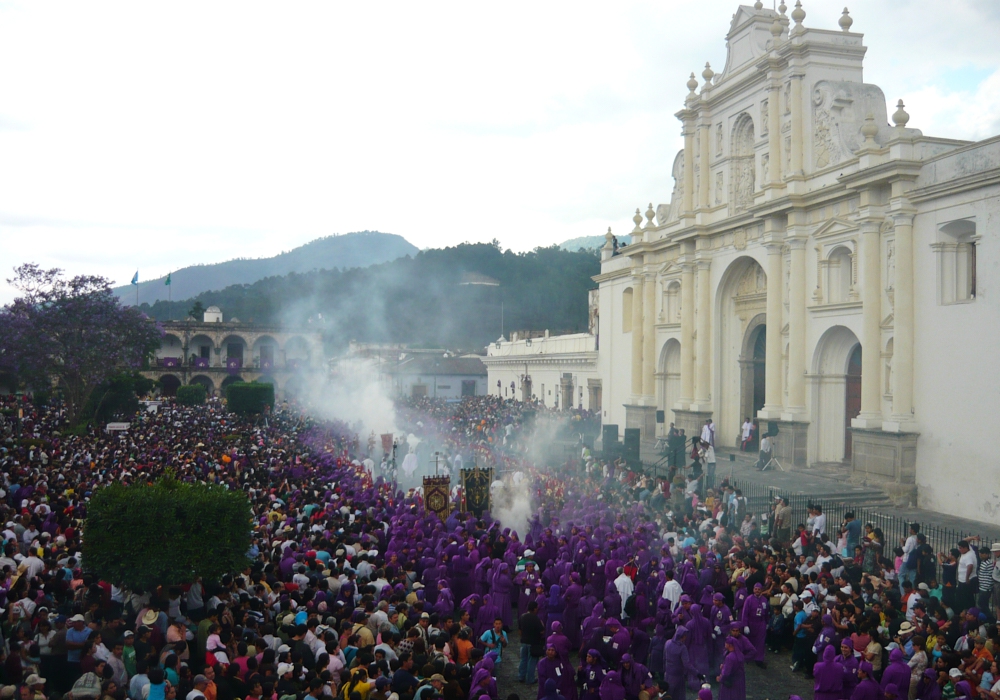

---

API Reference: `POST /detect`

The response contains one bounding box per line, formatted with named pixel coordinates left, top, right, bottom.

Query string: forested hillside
left=142, top=243, right=599, bottom=352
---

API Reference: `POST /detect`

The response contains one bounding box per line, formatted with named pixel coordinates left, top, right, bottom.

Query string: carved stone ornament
left=734, top=228, right=748, bottom=250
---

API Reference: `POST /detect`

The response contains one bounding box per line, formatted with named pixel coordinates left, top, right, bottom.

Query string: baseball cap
left=429, top=674, right=445, bottom=683
left=25, top=676, right=45, bottom=686
left=949, top=668, right=963, bottom=679
left=69, top=614, right=85, bottom=623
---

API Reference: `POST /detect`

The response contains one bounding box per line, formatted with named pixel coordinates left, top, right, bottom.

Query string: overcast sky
left=2, top=0, right=1000, bottom=304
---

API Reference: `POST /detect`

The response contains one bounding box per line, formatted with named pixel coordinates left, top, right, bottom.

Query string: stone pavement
left=639, top=441, right=1000, bottom=542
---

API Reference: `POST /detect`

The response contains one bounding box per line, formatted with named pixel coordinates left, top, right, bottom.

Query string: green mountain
left=559, top=234, right=630, bottom=252
left=141, top=243, right=599, bottom=353
left=115, top=231, right=418, bottom=303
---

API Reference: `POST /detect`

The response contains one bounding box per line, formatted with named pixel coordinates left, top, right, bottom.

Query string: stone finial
left=702, top=62, right=714, bottom=85
left=686, top=73, right=699, bottom=94
left=838, top=7, right=853, bottom=32
left=771, top=17, right=784, bottom=39
left=892, top=100, right=910, bottom=129
left=604, top=227, right=614, bottom=248
left=753, top=1, right=764, bottom=9
left=778, top=1, right=787, bottom=14
left=633, top=208, right=643, bottom=232
left=645, top=203, right=656, bottom=228
left=861, top=112, right=879, bottom=145
left=791, top=1, right=806, bottom=32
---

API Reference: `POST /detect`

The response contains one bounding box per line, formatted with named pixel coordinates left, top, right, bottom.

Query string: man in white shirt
left=741, top=418, right=753, bottom=450
left=957, top=540, right=979, bottom=610
left=812, top=505, right=827, bottom=538
left=701, top=420, right=715, bottom=447
left=614, top=568, right=635, bottom=614
left=661, top=570, right=682, bottom=610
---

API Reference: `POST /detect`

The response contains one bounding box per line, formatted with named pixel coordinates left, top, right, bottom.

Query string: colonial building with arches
left=144, top=306, right=324, bottom=399
left=594, top=3, right=1000, bottom=523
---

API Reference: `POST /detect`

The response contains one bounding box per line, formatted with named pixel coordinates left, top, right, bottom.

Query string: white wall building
left=591, top=3, right=999, bottom=522
left=483, top=331, right=601, bottom=411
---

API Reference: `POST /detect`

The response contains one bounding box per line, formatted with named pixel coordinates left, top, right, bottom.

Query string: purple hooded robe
left=812, top=646, right=845, bottom=700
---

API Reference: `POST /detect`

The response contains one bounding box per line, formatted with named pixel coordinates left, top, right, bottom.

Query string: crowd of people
left=0, top=390, right=997, bottom=700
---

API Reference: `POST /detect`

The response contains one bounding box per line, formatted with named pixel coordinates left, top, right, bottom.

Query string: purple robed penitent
left=880, top=649, right=911, bottom=695
left=718, top=645, right=746, bottom=700
left=739, top=591, right=768, bottom=663
left=812, top=646, right=845, bottom=700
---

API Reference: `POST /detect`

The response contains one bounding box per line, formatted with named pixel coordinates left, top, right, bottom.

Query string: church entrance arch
left=657, top=339, right=681, bottom=431
left=716, top=256, right=767, bottom=447
left=738, top=318, right=767, bottom=446
left=845, top=345, right=862, bottom=459
left=810, top=325, right=862, bottom=463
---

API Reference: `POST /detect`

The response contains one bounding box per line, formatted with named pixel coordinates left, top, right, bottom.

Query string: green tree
left=82, top=371, right=155, bottom=423
left=225, top=382, right=274, bottom=415
left=0, top=265, right=163, bottom=425
left=176, top=384, right=207, bottom=405
left=82, top=476, right=252, bottom=590
left=188, top=300, right=206, bottom=320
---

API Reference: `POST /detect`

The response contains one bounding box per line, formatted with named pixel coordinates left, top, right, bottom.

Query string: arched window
left=730, top=114, right=756, bottom=212
left=935, top=219, right=978, bottom=304
left=827, top=246, right=853, bottom=303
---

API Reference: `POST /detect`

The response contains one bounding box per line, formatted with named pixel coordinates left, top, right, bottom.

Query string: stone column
left=785, top=236, right=807, bottom=413
left=854, top=222, right=883, bottom=427
left=693, top=259, right=712, bottom=407
left=889, top=213, right=914, bottom=427
left=679, top=262, right=695, bottom=405
left=762, top=242, right=784, bottom=415
left=767, top=81, right=783, bottom=186
left=789, top=71, right=804, bottom=176
left=683, top=123, right=695, bottom=215
left=699, top=122, right=711, bottom=209
left=630, top=276, right=645, bottom=397
left=642, top=274, right=656, bottom=398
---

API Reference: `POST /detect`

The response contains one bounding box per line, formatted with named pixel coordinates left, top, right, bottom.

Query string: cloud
left=1, top=0, right=999, bottom=304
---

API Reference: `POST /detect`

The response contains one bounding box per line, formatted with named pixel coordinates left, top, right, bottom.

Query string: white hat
left=277, top=663, right=294, bottom=677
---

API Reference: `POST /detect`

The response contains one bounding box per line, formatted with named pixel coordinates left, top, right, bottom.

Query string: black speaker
left=602, top=424, right=619, bottom=459
left=767, top=421, right=780, bottom=436
left=623, top=428, right=641, bottom=464
left=655, top=410, right=665, bottom=424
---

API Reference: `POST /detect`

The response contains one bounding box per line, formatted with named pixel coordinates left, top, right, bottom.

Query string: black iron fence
left=725, top=476, right=987, bottom=578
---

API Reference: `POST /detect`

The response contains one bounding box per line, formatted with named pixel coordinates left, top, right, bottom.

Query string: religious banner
left=381, top=433, right=394, bottom=454
left=422, top=475, right=451, bottom=521
left=461, top=465, right=493, bottom=518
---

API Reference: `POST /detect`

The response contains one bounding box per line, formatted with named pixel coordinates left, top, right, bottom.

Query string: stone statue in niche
left=812, top=86, right=842, bottom=168
left=761, top=153, right=769, bottom=183
left=784, top=82, right=791, bottom=114
left=885, top=354, right=892, bottom=395
left=761, top=99, right=769, bottom=135
left=716, top=123, right=723, bottom=155
left=730, top=116, right=756, bottom=212
left=715, top=171, right=723, bottom=204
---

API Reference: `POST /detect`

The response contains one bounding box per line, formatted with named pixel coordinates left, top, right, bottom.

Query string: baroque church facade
left=593, top=3, right=1000, bottom=522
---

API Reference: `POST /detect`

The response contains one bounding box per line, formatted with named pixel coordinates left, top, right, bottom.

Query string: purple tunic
left=813, top=646, right=845, bottom=700
left=738, top=593, right=768, bottom=662
left=662, top=636, right=690, bottom=700
left=880, top=649, right=911, bottom=695
left=598, top=672, right=625, bottom=700
left=851, top=678, right=882, bottom=700
left=536, top=656, right=576, bottom=700
left=717, top=646, right=746, bottom=700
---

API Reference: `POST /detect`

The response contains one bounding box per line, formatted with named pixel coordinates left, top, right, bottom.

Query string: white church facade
left=490, top=3, right=1000, bottom=525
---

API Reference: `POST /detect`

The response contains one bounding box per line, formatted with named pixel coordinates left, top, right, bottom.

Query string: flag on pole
left=165, top=273, right=171, bottom=286
left=130, top=271, right=139, bottom=285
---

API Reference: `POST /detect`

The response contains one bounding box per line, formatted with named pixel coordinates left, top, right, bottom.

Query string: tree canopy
left=141, top=243, right=599, bottom=352
left=0, top=265, right=163, bottom=424
left=82, top=476, right=252, bottom=591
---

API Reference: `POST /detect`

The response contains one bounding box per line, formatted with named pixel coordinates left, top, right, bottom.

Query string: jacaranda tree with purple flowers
left=0, top=264, right=163, bottom=425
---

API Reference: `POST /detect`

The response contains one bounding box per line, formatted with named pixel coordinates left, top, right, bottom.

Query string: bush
left=82, top=476, right=252, bottom=590
left=176, top=384, right=207, bottom=406
left=225, top=382, right=274, bottom=415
